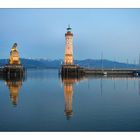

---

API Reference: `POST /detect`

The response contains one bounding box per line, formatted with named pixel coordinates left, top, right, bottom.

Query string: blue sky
left=0, top=9, right=140, bottom=63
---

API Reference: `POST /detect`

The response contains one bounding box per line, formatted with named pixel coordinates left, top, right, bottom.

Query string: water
left=0, top=69, right=140, bottom=131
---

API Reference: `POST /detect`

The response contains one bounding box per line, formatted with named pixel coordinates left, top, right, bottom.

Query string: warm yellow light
left=9, top=43, right=20, bottom=65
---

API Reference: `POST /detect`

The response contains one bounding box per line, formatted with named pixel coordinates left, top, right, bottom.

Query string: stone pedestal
left=60, top=64, right=85, bottom=78
left=3, top=64, right=25, bottom=80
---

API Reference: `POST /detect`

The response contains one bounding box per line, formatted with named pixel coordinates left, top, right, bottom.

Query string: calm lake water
left=0, top=69, right=140, bottom=131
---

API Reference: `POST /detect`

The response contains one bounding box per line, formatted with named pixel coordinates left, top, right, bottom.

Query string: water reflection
left=61, top=76, right=86, bottom=120
left=63, top=78, right=74, bottom=119
left=1, top=70, right=140, bottom=131
left=5, top=79, right=23, bottom=106
left=0, top=74, right=25, bottom=106
left=60, top=75, right=140, bottom=119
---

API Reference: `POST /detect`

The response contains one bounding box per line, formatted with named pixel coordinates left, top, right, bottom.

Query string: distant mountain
left=75, top=59, right=139, bottom=69
left=0, top=58, right=139, bottom=69
left=0, top=58, right=62, bottom=69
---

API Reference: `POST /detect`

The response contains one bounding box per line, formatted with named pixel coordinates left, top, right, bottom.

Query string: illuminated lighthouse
left=61, top=25, right=85, bottom=77
left=64, top=25, right=74, bottom=65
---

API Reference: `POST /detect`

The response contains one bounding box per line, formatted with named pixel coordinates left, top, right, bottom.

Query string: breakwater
left=60, top=65, right=140, bottom=77
left=84, top=68, right=140, bottom=76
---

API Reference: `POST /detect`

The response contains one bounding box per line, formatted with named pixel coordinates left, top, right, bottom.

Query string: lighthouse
left=64, top=25, right=74, bottom=65
left=60, top=26, right=85, bottom=77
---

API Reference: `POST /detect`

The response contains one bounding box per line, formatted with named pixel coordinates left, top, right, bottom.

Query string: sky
left=0, top=9, right=140, bottom=63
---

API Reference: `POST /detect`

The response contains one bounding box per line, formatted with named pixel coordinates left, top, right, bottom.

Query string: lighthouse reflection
left=61, top=76, right=86, bottom=120
left=62, top=78, right=74, bottom=119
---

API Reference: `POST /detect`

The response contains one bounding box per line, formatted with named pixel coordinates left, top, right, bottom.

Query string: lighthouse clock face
left=67, top=38, right=70, bottom=50
left=67, top=37, right=72, bottom=45
left=67, top=38, right=70, bottom=44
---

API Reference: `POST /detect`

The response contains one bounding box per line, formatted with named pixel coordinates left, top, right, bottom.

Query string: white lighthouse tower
left=64, top=25, right=74, bottom=65
left=61, top=25, right=84, bottom=78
